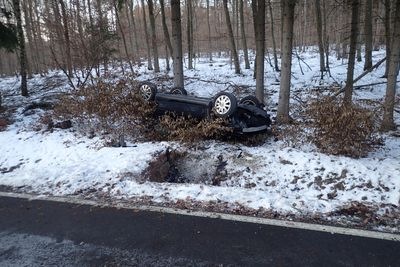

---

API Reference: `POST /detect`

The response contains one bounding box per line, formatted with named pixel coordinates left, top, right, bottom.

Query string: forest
left=0, top=0, right=399, bottom=130
left=0, top=1, right=399, bottom=232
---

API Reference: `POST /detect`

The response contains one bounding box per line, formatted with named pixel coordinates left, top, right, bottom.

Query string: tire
left=170, top=87, right=188, bottom=95
left=239, top=95, right=261, bottom=107
left=138, top=82, right=157, bottom=101
left=213, top=92, right=237, bottom=118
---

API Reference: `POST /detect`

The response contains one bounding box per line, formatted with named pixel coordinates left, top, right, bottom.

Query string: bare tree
left=171, top=0, right=184, bottom=88
left=12, top=0, right=28, bottom=96
left=383, top=0, right=391, bottom=78
left=141, top=0, right=153, bottom=70
left=160, top=0, right=173, bottom=57
left=364, top=0, right=373, bottom=70
left=252, top=0, right=265, bottom=103
left=381, top=0, right=400, bottom=131
left=128, top=0, right=140, bottom=55
left=343, top=0, right=360, bottom=106
left=239, top=0, right=250, bottom=69
left=206, top=0, right=212, bottom=61
left=186, top=0, right=194, bottom=69
left=59, top=0, right=72, bottom=78
left=148, top=0, right=160, bottom=72
left=277, top=0, right=296, bottom=123
left=268, top=0, right=279, bottom=72
left=223, top=0, right=240, bottom=74
left=315, top=0, right=325, bottom=79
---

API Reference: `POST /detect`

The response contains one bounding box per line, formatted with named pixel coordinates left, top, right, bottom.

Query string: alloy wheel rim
left=215, top=95, right=231, bottom=115
left=140, top=84, right=152, bottom=100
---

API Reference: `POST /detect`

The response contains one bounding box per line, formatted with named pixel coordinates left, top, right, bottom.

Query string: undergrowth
left=54, top=78, right=267, bottom=144
left=307, top=96, right=380, bottom=158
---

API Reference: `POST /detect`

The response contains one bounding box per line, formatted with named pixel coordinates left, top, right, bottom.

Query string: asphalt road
left=0, top=195, right=399, bottom=266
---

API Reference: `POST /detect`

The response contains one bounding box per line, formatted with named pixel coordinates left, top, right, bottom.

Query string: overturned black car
left=138, top=82, right=271, bottom=134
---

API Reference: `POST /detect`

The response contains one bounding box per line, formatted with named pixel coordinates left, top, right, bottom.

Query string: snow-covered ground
left=0, top=48, right=399, bottom=232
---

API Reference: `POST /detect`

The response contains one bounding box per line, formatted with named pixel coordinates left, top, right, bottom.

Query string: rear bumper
left=241, top=125, right=268, bottom=133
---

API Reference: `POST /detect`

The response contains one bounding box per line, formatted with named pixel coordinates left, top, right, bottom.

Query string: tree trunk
left=315, top=0, right=325, bottom=79
left=277, top=0, right=295, bottom=123
left=223, top=0, right=240, bottom=74
left=322, top=0, right=330, bottom=73
left=383, top=0, right=391, bottom=77
left=59, top=0, right=72, bottom=78
left=171, top=0, right=184, bottom=88
left=141, top=0, right=153, bottom=70
left=252, top=0, right=265, bottom=103
left=207, top=0, right=213, bottom=61
left=113, top=0, right=134, bottom=73
left=148, top=0, right=160, bottom=72
left=13, top=0, right=28, bottom=96
left=128, top=0, right=140, bottom=55
left=160, top=0, right=173, bottom=57
left=22, top=0, right=35, bottom=77
left=239, top=0, right=250, bottom=69
left=186, top=0, right=194, bottom=69
left=364, top=0, right=373, bottom=70
left=165, top=45, right=170, bottom=71
left=268, top=0, right=279, bottom=72
left=343, top=0, right=360, bottom=106
left=76, top=0, right=88, bottom=64
left=381, top=0, right=400, bottom=131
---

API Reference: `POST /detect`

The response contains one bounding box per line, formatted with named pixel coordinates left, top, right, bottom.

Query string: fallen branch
left=354, top=80, right=400, bottom=89
left=332, top=57, right=386, bottom=97
left=353, top=57, right=386, bottom=84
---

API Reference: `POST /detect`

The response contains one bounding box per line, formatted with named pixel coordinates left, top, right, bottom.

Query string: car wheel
left=170, top=87, right=188, bottom=95
left=240, top=95, right=261, bottom=107
left=213, top=92, right=237, bottom=117
left=139, top=82, right=157, bottom=101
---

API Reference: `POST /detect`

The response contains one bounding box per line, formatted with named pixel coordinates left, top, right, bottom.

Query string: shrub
left=54, top=78, right=239, bottom=143
left=307, top=97, right=379, bottom=158
left=54, top=78, right=156, bottom=138
left=152, top=113, right=233, bottom=142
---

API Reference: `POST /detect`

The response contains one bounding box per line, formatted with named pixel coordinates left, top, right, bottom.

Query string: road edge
left=1, top=191, right=399, bottom=242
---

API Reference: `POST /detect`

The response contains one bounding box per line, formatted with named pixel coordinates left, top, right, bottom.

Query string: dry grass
left=54, top=78, right=243, bottom=143
left=307, top=96, right=380, bottom=158
left=151, top=113, right=234, bottom=142
left=54, top=78, right=156, bottom=139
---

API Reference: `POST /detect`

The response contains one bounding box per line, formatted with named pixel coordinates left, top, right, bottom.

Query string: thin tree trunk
left=207, top=0, right=213, bottom=61
left=322, top=0, right=330, bottom=73
left=22, top=0, right=35, bottom=76
left=171, top=0, right=184, bottom=88
left=343, top=0, right=360, bottom=106
left=128, top=0, right=140, bottom=55
left=59, top=0, right=73, bottom=78
left=315, top=0, right=325, bottom=79
left=252, top=0, right=265, bottom=102
left=165, top=45, right=170, bottom=71
left=364, top=0, right=373, bottom=70
left=124, top=3, right=134, bottom=56
left=381, top=0, right=400, bottom=131
left=86, top=0, right=93, bottom=28
left=268, top=0, right=279, bottom=72
left=239, top=0, right=250, bottom=69
left=148, top=0, right=160, bottom=72
left=12, top=0, right=28, bottom=96
left=76, top=0, right=88, bottom=65
left=277, top=0, right=295, bottom=123
left=141, top=0, right=153, bottom=70
left=113, top=0, right=134, bottom=73
left=186, top=0, right=194, bottom=69
left=223, top=0, right=240, bottom=74
left=160, top=0, right=173, bottom=57
left=383, top=0, right=391, bottom=77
